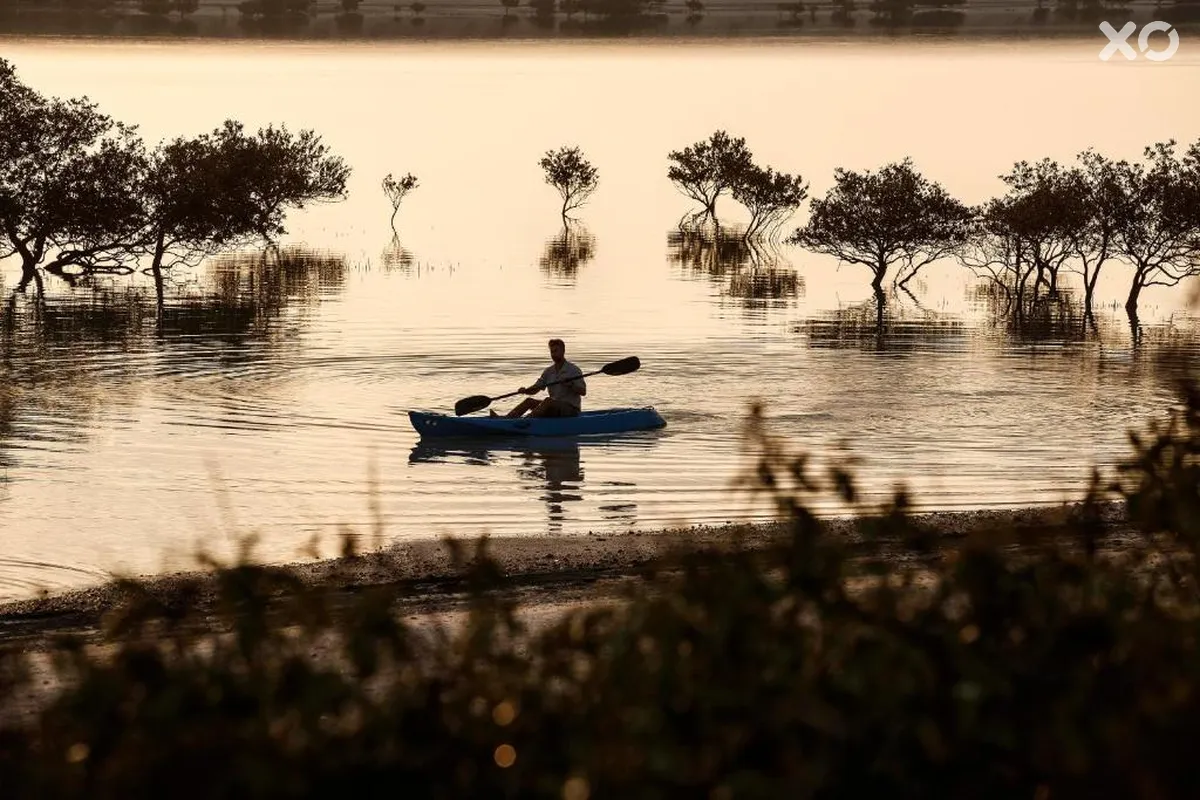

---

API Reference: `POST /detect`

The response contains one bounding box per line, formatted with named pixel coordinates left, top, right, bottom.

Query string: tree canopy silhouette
left=0, top=59, right=146, bottom=283
left=788, top=158, right=973, bottom=293
left=381, top=172, right=419, bottom=233
left=962, top=158, right=1086, bottom=312
left=667, top=130, right=755, bottom=219
left=731, top=163, right=808, bottom=241
left=539, top=145, right=598, bottom=219
left=0, top=58, right=350, bottom=289
left=136, top=121, right=350, bottom=280
left=1108, top=140, right=1200, bottom=319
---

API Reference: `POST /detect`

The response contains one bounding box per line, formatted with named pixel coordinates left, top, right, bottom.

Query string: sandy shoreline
left=0, top=501, right=1130, bottom=647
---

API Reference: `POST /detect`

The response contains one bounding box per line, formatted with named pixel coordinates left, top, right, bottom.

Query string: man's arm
left=521, top=370, right=551, bottom=395
left=568, top=366, right=587, bottom=396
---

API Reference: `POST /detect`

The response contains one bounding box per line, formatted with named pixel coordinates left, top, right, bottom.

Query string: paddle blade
left=600, top=356, right=641, bottom=376
left=454, top=395, right=491, bottom=416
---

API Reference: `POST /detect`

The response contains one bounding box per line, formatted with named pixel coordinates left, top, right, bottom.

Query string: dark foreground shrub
left=4, top=387, right=1200, bottom=797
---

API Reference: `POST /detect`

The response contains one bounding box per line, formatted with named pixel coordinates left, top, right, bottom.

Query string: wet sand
left=0, top=501, right=1131, bottom=648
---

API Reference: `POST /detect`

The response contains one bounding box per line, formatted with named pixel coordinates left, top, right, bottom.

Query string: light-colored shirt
left=534, top=360, right=586, bottom=410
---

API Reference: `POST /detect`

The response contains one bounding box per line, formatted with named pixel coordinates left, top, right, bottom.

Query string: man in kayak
left=492, top=338, right=587, bottom=418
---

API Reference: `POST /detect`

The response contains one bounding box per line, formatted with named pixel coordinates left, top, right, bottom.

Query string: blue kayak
left=409, top=406, right=666, bottom=439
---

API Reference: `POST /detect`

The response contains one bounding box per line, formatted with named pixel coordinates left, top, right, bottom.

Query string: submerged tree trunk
left=151, top=231, right=168, bottom=323
left=1016, top=265, right=1032, bottom=313
left=12, top=233, right=44, bottom=292
left=1125, top=273, right=1145, bottom=316
left=871, top=262, right=885, bottom=293
left=1009, top=239, right=1027, bottom=315
left=18, top=261, right=37, bottom=292
left=14, top=264, right=44, bottom=297
left=873, top=285, right=887, bottom=351
left=152, top=264, right=166, bottom=329
left=1083, top=264, right=1101, bottom=317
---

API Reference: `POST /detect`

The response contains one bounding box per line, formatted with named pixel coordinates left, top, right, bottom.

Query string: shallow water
left=1, top=38, right=1198, bottom=600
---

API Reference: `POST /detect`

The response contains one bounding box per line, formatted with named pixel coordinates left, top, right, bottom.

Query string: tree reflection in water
left=0, top=246, right=348, bottom=469
left=726, top=267, right=802, bottom=311
left=539, top=222, right=596, bottom=285
left=971, top=283, right=1096, bottom=345
left=666, top=219, right=803, bottom=311
left=380, top=234, right=415, bottom=273
left=800, top=287, right=967, bottom=354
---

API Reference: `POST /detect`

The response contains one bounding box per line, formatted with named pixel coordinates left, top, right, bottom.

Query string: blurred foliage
left=5, top=384, right=1200, bottom=796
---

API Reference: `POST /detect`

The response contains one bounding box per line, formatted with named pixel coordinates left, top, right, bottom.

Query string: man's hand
left=520, top=386, right=538, bottom=395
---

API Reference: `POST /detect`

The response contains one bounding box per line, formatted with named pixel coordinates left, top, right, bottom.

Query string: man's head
left=548, top=338, right=565, bottom=364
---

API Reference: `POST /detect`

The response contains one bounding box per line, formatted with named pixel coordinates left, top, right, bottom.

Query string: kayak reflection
left=408, top=433, right=658, bottom=532
left=514, top=442, right=583, bottom=533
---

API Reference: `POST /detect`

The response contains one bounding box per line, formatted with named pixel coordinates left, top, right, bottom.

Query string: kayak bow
left=409, top=407, right=666, bottom=439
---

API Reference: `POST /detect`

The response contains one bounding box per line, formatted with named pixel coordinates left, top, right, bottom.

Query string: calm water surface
left=1, top=38, right=1199, bottom=600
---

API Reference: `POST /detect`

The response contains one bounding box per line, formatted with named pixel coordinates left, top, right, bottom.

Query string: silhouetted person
left=493, top=338, right=586, bottom=418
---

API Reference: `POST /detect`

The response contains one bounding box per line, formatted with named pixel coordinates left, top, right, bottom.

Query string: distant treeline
left=4, top=0, right=1200, bottom=30
left=701, top=128, right=1200, bottom=322
left=579, top=129, right=1200, bottom=322
left=4, top=57, right=1199, bottom=329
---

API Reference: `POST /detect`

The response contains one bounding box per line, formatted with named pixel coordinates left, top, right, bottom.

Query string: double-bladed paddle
left=453, top=356, right=641, bottom=417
